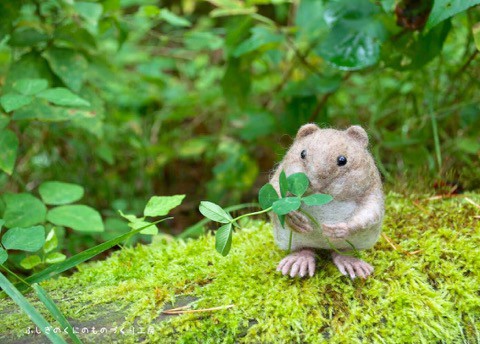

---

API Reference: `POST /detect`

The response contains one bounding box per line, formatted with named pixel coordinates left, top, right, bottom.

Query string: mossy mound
left=1, top=192, right=479, bottom=343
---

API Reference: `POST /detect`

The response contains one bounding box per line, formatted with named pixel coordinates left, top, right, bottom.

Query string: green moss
left=1, top=192, right=479, bottom=343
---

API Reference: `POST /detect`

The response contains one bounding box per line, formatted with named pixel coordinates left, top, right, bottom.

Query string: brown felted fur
left=269, top=124, right=385, bottom=279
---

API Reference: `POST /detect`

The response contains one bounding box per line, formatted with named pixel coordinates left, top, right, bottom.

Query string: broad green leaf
left=13, top=100, right=95, bottom=122
left=221, top=57, right=251, bottom=108
left=315, top=0, right=386, bottom=70
left=32, top=283, right=82, bottom=344
left=258, top=183, right=279, bottom=210
left=238, top=111, right=275, bottom=141
left=295, top=0, right=328, bottom=40
left=139, top=5, right=160, bottom=17
left=74, top=2, right=103, bottom=27
left=287, top=173, right=309, bottom=197
left=426, top=0, right=480, bottom=30
left=0, top=129, right=19, bottom=175
left=178, top=203, right=258, bottom=240
left=118, top=210, right=139, bottom=223
left=379, top=0, right=396, bottom=12
left=54, top=24, right=97, bottom=51
left=0, top=219, right=4, bottom=232
left=381, top=20, right=451, bottom=70
left=302, top=194, right=334, bottom=206
left=0, top=247, right=7, bottom=264
left=13, top=78, right=48, bottom=95
left=233, top=26, right=283, bottom=57
left=278, top=214, right=286, bottom=228
left=0, top=273, right=67, bottom=344
left=45, top=252, right=67, bottom=264
left=10, top=27, right=49, bottom=47
left=215, top=223, right=233, bottom=256
left=118, top=210, right=156, bottom=235
left=144, top=195, right=185, bottom=217
left=184, top=31, right=223, bottom=51
left=282, top=75, right=342, bottom=97
left=129, top=219, right=157, bottom=235
left=0, top=93, right=33, bottom=112
left=39, top=181, right=84, bottom=205
left=43, top=48, right=88, bottom=92
left=0, top=2, right=18, bottom=39
left=47, top=205, right=104, bottom=233
left=2, top=226, right=45, bottom=252
left=279, top=170, right=288, bottom=198
left=3, top=193, right=46, bottom=228
left=0, top=114, right=10, bottom=130
left=37, top=88, right=90, bottom=107
left=20, top=255, right=42, bottom=269
left=44, top=229, right=58, bottom=253
left=272, top=197, right=302, bottom=216
left=199, top=201, right=232, bottom=224
left=3, top=52, right=53, bottom=93
left=160, top=9, right=191, bottom=27
left=17, top=218, right=172, bottom=292
left=474, top=23, right=480, bottom=52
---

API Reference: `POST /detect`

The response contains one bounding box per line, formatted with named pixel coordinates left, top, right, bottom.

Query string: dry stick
left=164, top=305, right=191, bottom=312
left=412, top=200, right=430, bottom=216
left=162, top=305, right=235, bottom=315
left=381, top=233, right=422, bottom=256
left=381, top=233, right=398, bottom=251
left=464, top=197, right=480, bottom=210
left=426, top=194, right=470, bottom=201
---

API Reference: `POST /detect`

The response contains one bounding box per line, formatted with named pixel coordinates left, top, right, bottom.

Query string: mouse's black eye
left=301, top=150, right=307, bottom=159
left=337, top=155, right=347, bottom=166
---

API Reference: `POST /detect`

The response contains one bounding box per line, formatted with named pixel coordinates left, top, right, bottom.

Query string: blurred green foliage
left=0, top=0, right=479, bottom=271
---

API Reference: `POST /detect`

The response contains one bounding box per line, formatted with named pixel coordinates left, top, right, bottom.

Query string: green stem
left=298, top=209, right=359, bottom=257
left=231, top=206, right=272, bottom=222
left=287, top=230, right=293, bottom=254
left=0, top=264, right=30, bottom=287
left=428, top=99, right=442, bottom=176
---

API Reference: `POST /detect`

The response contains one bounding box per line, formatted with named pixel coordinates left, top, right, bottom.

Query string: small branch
left=381, top=233, right=398, bottom=251
left=381, top=233, right=422, bottom=256
left=454, top=50, right=478, bottom=78
left=464, top=197, right=480, bottom=210
left=162, top=304, right=235, bottom=315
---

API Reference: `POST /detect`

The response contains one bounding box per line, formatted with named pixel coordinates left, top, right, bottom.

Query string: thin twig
left=381, top=233, right=398, bottom=251
left=426, top=194, right=469, bottom=201
left=381, top=233, right=420, bottom=256
left=412, top=200, right=430, bottom=215
left=162, top=304, right=235, bottom=315
left=465, top=197, right=480, bottom=210
left=164, top=305, right=191, bottom=312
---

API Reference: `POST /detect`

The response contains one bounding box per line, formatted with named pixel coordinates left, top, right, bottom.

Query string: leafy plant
left=199, top=172, right=332, bottom=256
left=1, top=193, right=184, bottom=344
left=0, top=181, right=103, bottom=271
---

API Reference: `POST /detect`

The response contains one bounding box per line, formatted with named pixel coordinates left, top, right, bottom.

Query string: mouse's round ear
left=346, top=125, right=369, bottom=148
left=296, top=123, right=319, bottom=139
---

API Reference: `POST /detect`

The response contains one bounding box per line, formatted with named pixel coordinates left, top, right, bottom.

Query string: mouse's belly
left=272, top=200, right=381, bottom=251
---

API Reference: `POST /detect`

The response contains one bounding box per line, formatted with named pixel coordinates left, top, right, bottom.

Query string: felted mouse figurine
left=269, top=124, right=384, bottom=279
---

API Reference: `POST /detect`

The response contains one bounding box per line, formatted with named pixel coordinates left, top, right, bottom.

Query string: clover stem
left=298, top=209, right=359, bottom=257
left=287, top=229, right=293, bottom=254
left=231, top=206, right=272, bottom=223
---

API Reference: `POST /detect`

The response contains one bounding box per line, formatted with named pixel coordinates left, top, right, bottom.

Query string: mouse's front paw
left=286, top=211, right=314, bottom=233
left=322, top=222, right=350, bottom=239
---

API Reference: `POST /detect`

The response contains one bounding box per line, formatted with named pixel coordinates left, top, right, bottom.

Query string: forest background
left=0, top=0, right=479, bottom=273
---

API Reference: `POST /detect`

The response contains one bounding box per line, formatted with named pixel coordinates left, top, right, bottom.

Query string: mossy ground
left=1, top=192, right=479, bottom=343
